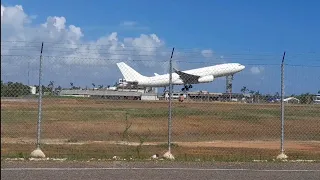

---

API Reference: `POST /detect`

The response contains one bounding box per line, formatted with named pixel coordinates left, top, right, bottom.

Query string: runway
left=2, top=161, right=320, bottom=180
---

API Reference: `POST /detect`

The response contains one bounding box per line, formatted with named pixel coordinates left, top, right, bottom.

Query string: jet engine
left=198, top=75, right=214, bottom=83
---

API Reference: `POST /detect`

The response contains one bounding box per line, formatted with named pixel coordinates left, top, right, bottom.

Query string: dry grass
left=1, top=97, right=320, bottom=161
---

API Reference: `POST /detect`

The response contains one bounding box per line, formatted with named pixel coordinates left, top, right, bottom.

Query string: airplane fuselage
left=137, top=63, right=245, bottom=87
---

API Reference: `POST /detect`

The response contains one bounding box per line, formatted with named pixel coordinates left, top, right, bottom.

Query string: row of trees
left=293, top=93, right=318, bottom=104
left=241, top=86, right=262, bottom=96
left=1, top=80, right=115, bottom=97
left=1, top=81, right=61, bottom=97
left=1, top=80, right=114, bottom=97
left=1, top=81, right=32, bottom=97
left=69, top=82, right=115, bottom=90
left=41, top=81, right=119, bottom=91
left=1, top=81, right=319, bottom=102
left=240, top=86, right=320, bottom=104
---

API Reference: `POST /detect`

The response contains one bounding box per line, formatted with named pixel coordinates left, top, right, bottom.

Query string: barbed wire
left=2, top=47, right=320, bottom=58
left=1, top=40, right=168, bottom=49
left=2, top=40, right=320, bottom=56
left=1, top=54, right=320, bottom=67
left=2, top=41, right=320, bottom=66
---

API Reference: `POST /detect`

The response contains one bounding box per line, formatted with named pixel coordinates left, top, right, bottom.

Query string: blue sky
left=4, top=0, right=320, bottom=51
left=1, top=0, right=320, bottom=94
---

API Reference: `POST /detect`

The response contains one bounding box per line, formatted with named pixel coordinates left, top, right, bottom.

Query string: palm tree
left=254, top=90, right=261, bottom=103
left=98, top=85, right=104, bottom=89
left=241, top=86, right=248, bottom=94
left=70, top=82, right=74, bottom=89
left=48, top=81, right=54, bottom=95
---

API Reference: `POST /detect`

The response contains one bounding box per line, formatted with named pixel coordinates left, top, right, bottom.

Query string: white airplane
left=116, top=62, right=245, bottom=91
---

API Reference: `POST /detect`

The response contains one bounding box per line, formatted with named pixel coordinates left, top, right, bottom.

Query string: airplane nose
left=238, top=64, right=245, bottom=71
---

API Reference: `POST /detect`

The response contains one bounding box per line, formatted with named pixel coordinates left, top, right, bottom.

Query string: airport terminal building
left=57, top=78, right=247, bottom=102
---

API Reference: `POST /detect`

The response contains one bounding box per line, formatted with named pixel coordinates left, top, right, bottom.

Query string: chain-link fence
left=1, top=41, right=320, bottom=161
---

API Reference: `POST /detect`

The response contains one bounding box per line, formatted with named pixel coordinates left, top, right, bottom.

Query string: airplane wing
left=173, top=68, right=200, bottom=84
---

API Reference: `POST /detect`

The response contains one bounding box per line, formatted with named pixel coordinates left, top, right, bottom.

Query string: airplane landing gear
left=181, top=84, right=192, bottom=91
left=163, top=86, right=167, bottom=92
left=181, top=84, right=192, bottom=101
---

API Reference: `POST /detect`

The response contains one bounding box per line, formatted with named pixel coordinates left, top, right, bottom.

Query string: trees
left=1, top=81, right=31, bottom=97
left=70, top=82, right=74, bottom=89
left=240, top=86, right=258, bottom=95
left=35, top=85, right=51, bottom=94
left=255, top=91, right=261, bottom=96
left=295, top=93, right=314, bottom=104
left=98, top=85, right=104, bottom=89
left=48, top=81, right=55, bottom=94
left=249, top=90, right=255, bottom=95
left=241, top=86, right=248, bottom=94
left=69, top=82, right=81, bottom=90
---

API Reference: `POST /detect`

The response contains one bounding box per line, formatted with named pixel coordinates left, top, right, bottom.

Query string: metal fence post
left=30, top=42, right=46, bottom=158
left=164, top=47, right=175, bottom=160
left=277, top=51, right=288, bottom=160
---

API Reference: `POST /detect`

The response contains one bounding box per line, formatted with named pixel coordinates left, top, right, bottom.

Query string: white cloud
left=119, top=21, right=150, bottom=31
left=1, top=4, right=31, bottom=28
left=250, top=66, right=264, bottom=75
left=1, top=5, right=5, bottom=19
left=201, top=49, right=213, bottom=58
left=42, top=16, right=66, bottom=31
left=120, top=21, right=137, bottom=27
left=1, top=4, right=227, bottom=88
left=0, top=4, right=173, bottom=87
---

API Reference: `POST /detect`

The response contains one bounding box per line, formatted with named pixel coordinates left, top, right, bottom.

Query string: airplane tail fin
left=116, top=62, right=145, bottom=82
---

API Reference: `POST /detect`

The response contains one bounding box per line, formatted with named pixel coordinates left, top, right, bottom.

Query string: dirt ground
left=1, top=98, right=320, bottom=159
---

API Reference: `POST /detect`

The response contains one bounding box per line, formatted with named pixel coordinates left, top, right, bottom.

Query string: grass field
left=1, top=97, right=320, bottom=161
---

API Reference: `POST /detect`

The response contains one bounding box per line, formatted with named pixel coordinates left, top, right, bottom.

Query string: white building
left=314, top=94, right=320, bottom=104
left=283, top=97, right=300, bottom=104
left=29, top=86, right=36, bottom=95
left=141, top=93, right=159, bottom=101
left=118, top=78, right=128, bottom=87
left=117, top=78, right=157, bottom=93
left=163, top=92, right=186, bottom=100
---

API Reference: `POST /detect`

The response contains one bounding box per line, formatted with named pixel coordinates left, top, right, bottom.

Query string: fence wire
left=1, top=41, right=320, bottom=161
